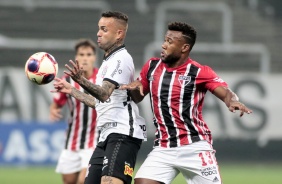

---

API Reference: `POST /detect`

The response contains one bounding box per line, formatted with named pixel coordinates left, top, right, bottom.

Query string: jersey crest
left=178, top=75, right=191, bottom=86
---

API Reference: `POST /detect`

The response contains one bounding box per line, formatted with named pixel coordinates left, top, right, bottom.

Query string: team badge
left=101, top=66, right=108, bottom=79
left=178, top=75, right=191, bottom=86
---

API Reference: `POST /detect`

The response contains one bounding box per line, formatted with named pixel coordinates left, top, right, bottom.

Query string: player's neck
left=167, top=55, right=189, bottom=68
left=104, top=40, right=124, bottom=57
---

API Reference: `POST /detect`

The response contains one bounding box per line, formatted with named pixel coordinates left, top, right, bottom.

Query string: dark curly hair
left=168, top=22, right=197, bottom=51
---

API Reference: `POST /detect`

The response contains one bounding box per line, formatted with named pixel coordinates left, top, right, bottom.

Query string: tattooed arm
left=78, top=79, right=116, bottom=102
left=71, top=87, right=96, bottom=108
left=51, top=78, right=96, bottom=108
left=64, top=60, right=116, bottom=102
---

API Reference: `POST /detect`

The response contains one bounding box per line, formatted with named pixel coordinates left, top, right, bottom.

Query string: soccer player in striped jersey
left=121, top=22, right=252, bottom=184
left=49, top=39, right=99, bottom=184
left=51, top=11, right=146, bottom=184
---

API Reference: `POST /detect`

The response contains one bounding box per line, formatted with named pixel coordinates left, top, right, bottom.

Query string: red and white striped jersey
left=138, top=58, right=228, bottom=148
left=53, top=68, right=99, bottom=151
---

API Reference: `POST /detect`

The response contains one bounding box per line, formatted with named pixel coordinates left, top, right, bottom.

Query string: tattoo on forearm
left=79, top=78, right=115, bottom=102
left=72, top=70, right=84, bottom=82
left=70, top=87, right=96, bottom=108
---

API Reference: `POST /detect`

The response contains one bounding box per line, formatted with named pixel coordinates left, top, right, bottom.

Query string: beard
left=162, top=54, right=181, bottom=65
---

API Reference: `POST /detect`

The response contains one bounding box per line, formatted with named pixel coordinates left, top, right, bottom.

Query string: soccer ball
left=25, top=52, right=58, bottom=85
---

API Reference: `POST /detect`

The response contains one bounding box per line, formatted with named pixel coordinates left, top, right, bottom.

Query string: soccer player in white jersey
left=51, top=11, right=146, bottom=184
left=121, top=22, right=252, bottom=184
left=49, top=39, right=99, bottom=184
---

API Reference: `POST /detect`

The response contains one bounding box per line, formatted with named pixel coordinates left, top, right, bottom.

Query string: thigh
left=135, top=148, right=179, bottom=184
left=177, top=141, right=222, bottom=184
left=103, top=133, right=142, bottom=184
left=56, top=149, right=81, bottom=174
left=85, top=145, right=104, bottom=184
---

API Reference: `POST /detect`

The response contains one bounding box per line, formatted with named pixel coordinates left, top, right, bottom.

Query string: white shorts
left=135, top=141, right=222, bottom=184
left=56, top=149, right=94, bottom=174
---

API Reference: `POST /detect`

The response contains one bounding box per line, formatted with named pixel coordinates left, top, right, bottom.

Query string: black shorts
left=85, top=133, right=142, bottom=184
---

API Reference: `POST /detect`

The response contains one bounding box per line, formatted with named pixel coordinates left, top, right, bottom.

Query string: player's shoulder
left=144, top=57, right=161, bottom=65
left=110, top=47, right=133, bottom=64
left=189, top=58, right=214, bottom=73
left=149, top=57, right=161, bottom=62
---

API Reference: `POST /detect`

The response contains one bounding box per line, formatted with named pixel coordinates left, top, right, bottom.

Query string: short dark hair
left=74, top=39, right=96, bottom=54
left=168, top=22, right=197, bottom=51
left=101, top=11, right=128, bottom=23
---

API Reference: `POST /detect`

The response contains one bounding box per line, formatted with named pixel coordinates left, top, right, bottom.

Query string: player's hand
left=51, top=77, right=73, bottom=94
left=228, top=101, right=252, bottom=117
left=64, top=60, right=84, bottom=83
left=120, top=80, right=144, bottom=96
left=49, top=108, right=62, bottom=122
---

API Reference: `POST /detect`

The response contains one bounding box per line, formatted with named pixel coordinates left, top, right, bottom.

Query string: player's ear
left=182, top=44, right=190, bottom=53
left=118, top=30, right=124, bottom=40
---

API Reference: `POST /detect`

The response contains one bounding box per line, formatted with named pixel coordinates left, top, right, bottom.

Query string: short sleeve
left=199, top=66, right=228, bottom=92
left=103, top=57, right=134, bottom=88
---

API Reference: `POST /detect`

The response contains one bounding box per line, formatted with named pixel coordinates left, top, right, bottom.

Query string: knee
left=62, top=174, right=78, bottom=184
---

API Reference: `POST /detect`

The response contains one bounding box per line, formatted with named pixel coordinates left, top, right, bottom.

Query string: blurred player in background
left=49, top=39, right=99, bottom=184
left=51, top=11, right=146, bottom=184
left=121, top=22, right=253, bottom=184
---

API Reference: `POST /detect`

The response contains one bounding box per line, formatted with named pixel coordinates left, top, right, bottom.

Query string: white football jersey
left=95, top=45, right=146, bottom=142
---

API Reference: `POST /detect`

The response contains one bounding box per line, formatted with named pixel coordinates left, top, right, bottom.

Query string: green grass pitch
left=0, top=163, right=281, bottom=184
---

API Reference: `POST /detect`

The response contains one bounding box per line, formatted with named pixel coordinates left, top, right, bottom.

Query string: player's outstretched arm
left=120, top=80, right=146, bottom=103
left=51, top=78, right=96, bottom=108
left=81, top=80, right=116, bottom=103
left=213, top=86, right=252, bottom=117
left=64, top=60, right=115, bottom=102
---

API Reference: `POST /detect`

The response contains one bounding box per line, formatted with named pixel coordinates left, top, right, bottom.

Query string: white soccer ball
left=25, top=52, right=58, bottom=85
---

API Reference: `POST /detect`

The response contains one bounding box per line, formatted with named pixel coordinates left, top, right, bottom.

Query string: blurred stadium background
left=0, top=0, right=282, bottom=183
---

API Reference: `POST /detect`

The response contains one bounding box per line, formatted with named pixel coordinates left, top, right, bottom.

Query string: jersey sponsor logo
left=124, top=164, right=133, bottom=176
left=103, top=156, right=108, bottom=165
left=213, top=77, right=225, bottom=83
left=139, top=125, right=146, bottom=131
left=111, top=60, right=122, bottom=78
left=213, top=176, right=220, bottom=182
left=102, top=156, right=108, bottom=171
left=178, top=75, right=191, bottom=86
left=139, top=125, right=147, bottom=138
left=100, top=122, right=117, bottom=132
left=201, top=166, right=218, bottom=176
left=201, top=170, right=217, bottom=176
left=102, top=165, right=108, bottom=171
left=101, top=66, right=108, bottom=79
